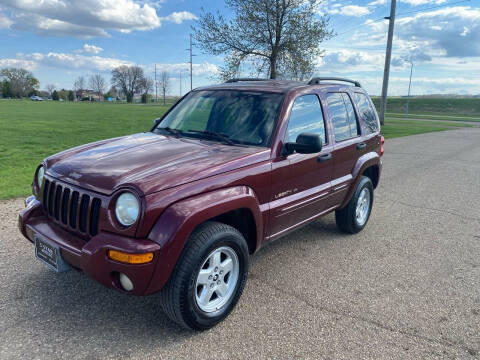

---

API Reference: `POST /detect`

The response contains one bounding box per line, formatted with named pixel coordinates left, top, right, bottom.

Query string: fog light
left=119, top=273, right=134, bottom=292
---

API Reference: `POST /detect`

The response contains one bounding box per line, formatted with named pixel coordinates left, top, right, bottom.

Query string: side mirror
left=283, top=133, right=322, bottom=156
left=153, top=118, right=161, bottom=127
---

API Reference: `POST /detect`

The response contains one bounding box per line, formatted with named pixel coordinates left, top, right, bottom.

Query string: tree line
left=1, top=65, right=171, bottom=104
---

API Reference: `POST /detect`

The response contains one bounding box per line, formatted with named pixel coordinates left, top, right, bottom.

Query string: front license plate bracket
left=34, top=236, right=71, bottom=273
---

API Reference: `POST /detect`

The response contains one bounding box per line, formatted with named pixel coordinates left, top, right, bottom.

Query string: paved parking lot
left=1, top=128, right=479, bottom=359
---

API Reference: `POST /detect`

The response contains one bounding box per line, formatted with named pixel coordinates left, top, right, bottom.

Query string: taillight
left=380, top=135, right=385, bottom=156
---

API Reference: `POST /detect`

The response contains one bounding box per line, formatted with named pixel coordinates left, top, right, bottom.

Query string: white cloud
left=0, top=13, right=13, bottom=28
left=330, top=5, right=371, bottom=17
left=318, top=49, right=395, bottom=72
left=18, top=52, right=133, bottom=71
left=400, top=0, right=447, bottom=6
left=368, top=0, right=387, bottom=5
left=150, top=62, right=218, bottom=76
left=394, top=7, right=480, bottom=57
left=0, top=58, right=37, bottom=70
left=340, top=5, right=371, bottom=17
left=364, top=6, right=480, bottom=59
left=82, top=44, right=104, bottom=54
left=1, top=1, right=197, bottom=37
left=161, top=11, right=198, bottom=24
left=2, top=51, right=219, bottom=78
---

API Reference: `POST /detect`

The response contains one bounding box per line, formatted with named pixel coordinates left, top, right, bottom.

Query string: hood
left=45, top=132, right=270, bottom=196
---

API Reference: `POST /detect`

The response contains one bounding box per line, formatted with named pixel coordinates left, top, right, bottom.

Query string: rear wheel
left=335, top=176, right=374, bottom=234
left=159, top=221, right=249, bottom=330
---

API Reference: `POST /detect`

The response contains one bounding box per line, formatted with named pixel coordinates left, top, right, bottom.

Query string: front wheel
left=335, top=176, right=374, bottom=234
left=159, top=221, right=249, bottom=330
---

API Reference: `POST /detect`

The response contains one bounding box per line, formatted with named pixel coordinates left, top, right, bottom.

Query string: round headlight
left=36, top=166, right=45, bottom=187
left=115, top=192, right=140, bottom=227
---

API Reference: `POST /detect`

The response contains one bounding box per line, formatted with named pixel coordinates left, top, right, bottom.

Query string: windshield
left=154, top=90, right=284, bottom=147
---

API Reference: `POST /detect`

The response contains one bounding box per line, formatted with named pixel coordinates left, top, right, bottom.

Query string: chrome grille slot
left=79, top=194, right=90, bottom=233
left=61, top=188, right=70, bottom=225
left=69, top=191, right=79, bottom=229
left=42, top=179, right=50, bottom=211
left=89, top=198, right=101, bottom=236
left=47, top=181, right=55, bottom=216
left=54, top=184, right=62, bottom=220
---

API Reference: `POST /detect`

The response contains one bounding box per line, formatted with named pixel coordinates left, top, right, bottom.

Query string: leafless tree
left=140, top=77, right=154, bottom=96
left=193, top=0, right=332, bottom=80
left=46, top=84, right=56, bottom=96
left=73, top=76, right=85, bottom=100
left=89, top=74, right=106, bottom=101
left=159, top=71, right=170, bottom=105
left=111, top=65, right=146, bottom=102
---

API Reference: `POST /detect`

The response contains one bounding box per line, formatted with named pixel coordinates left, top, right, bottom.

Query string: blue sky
left=0, top=0, right=479, bottom=96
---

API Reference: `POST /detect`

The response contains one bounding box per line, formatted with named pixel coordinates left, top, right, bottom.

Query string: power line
left=395, top=0, right=471, bottom=17
left=325, top=0, right=472, bottom=41
left=329, top=2, right=388, bottom=30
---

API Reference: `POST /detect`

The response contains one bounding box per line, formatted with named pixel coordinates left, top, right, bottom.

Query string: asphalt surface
left=1, top=128, right=479, bottom=359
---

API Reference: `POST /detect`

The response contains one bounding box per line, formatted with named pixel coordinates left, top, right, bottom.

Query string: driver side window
left=285, top=94, right=326, bottom=144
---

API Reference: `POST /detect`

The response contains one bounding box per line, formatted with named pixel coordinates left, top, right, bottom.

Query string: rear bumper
left=19, top=198, right=161, bottom=295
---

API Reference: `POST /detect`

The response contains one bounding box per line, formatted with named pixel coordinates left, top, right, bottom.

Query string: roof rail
left=225, top=78, right=269, bottom=83
left=308, top=77, right=361, bottom=87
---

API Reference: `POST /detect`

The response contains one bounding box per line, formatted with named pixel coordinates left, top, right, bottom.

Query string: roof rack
left=225, top=78, right=269, bottom=83
left=308, top=77, right=361, bottom=87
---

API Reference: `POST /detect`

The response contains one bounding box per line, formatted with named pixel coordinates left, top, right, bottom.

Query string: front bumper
left=19, top=197, right=161, bottom=295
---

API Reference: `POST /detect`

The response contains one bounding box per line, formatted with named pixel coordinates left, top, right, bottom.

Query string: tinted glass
left=286, top=95, right=326, bottom=143
left=342, top=93, right=359, bottom=136
left=326, top=93, right=351, bottom=142
left=354, top=92, right=379, bottom=133
left=156, top=90, right=283, bottom=146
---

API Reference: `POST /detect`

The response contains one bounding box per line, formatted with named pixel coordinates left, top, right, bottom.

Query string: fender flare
left=340, top=152, right=381, bottom=209
left=145, top=185, right=263, bottom=294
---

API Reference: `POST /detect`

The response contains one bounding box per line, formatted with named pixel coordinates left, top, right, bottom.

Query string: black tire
left=159, top=221, right=249, bottom=330
left=335, top=176, right=374, bottom=234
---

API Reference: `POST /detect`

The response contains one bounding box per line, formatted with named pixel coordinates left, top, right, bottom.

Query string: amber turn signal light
left=107, top=250, right=154, bottom=264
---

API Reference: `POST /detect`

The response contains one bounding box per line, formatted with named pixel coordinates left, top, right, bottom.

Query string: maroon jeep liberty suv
left=19, top=78, right=383, bottom=330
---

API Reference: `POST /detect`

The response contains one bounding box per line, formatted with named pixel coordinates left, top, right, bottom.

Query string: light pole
left=405, top=59, right=413, bottom=118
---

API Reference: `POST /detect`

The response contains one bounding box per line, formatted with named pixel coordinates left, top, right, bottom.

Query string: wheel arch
left=340, top=152, right=381, bottom=209
left=145, top=186, right=263, bottom=294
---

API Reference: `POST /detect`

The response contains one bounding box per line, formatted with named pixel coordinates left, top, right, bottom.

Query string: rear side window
left=326, top=93, right=358, bottom=142
left=285, top=94, right=326, bottom=144
left=342, top=93, right=359, bottom=136
left=354, top=92, right=379, bottom=134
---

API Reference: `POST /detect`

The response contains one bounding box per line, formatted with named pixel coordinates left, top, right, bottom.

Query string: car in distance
left=19, top=78, right=384, bottom=330
left=30, top=95, right=43, bottom=101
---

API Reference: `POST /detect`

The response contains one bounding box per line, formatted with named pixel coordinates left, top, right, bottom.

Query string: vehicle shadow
left=12, top=215, right=342, bottom=356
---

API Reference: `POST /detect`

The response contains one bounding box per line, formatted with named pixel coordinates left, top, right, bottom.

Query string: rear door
left=323, top=92, right=363, bottom=205
left=268, top=94, right=333, bottom=238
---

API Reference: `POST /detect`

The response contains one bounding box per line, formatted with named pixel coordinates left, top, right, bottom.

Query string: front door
left=268, top=94, right=334, bottom=239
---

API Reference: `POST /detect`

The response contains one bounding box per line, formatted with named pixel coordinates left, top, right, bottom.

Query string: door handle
left=356, top=143, right=366, bottom=150
left=317, top=153, right=332, bottom=162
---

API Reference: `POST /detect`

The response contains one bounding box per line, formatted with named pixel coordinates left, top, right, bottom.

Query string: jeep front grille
left=42, top=179, right=102, bottom=237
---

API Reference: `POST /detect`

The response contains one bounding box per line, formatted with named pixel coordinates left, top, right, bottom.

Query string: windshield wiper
left=159, top=127, right=183, bottom=136
left=186, top=130, right=235, bottom=145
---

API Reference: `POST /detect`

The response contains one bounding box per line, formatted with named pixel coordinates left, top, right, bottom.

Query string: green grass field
left=0, top=100, right=170, bottom=199
left=371, top=97, right=480, bottom=117
left=0, top=99, right=474, bottom=199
